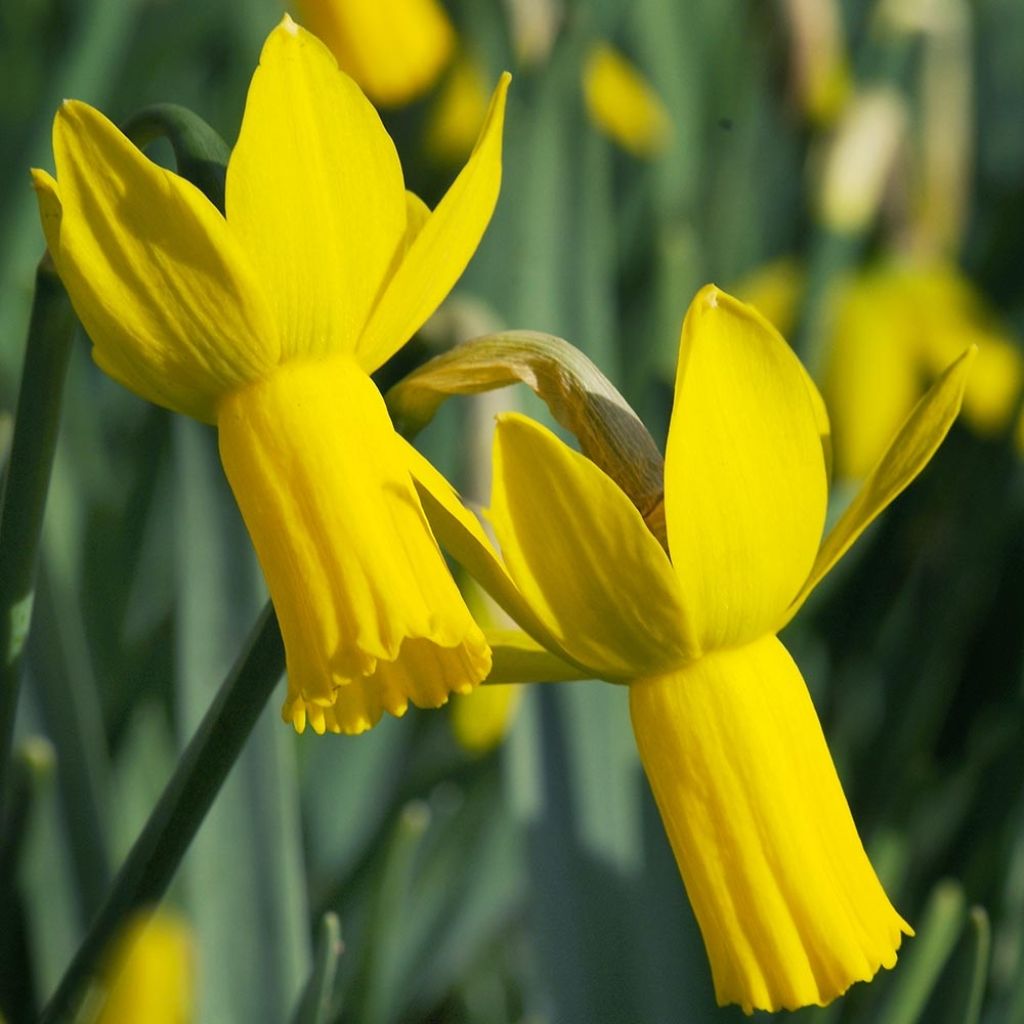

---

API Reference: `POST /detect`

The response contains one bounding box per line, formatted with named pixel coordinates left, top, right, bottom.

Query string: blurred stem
left=0, top=258, right=75, bottom=833
left=293, top=913, right=344, bottom=1024
left=39, top=603, right=284, bottom=1024
left=29, top=563, right=112, bottom=920
left=792, top=229, right=861, bottom=377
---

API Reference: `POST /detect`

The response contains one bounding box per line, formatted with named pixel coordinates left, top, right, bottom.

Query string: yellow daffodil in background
left=411, top=286, right=972, bottom=1012
left=425, top=54, right=493, bottom=166
left=93, top=910, right=193, bottom=1023
left=449, top=576, right=522, bottom=754
left=418, top=38, right=670, bottom=165
left=33, top=17, right=510, bottom=735
left=581, top=43, right=671, bottom=157
left=291, top=0, right=454, bottom=106
left=737, top=260, right=1021, bottom=478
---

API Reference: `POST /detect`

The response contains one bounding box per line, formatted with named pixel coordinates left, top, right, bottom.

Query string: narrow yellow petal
left=38, top=103, right=277, bottom=423
left=582, top=43, right=672, bottom=158
left=630, top=636, right=911, bottom=1013
left=295, top=0, right=455, bottom=107
left=491, top=414, right=694, bottom=679
left=451, top=681, right=522, bottom=754
left=97, top=910, right=193, bottom=1024
left=355, top=73, right=510, bottom=372
left=402, top=436, right=586, bottom=672
left=484, top=628, right=588, bottom=684
left=217, top=354, right=489, bottom=733
left=823, top=271, right=924, bottom=479
left=226, top=17, right=407, bottom=361
left=784, top=346, right=974, bottom=626
left=664, top=286, right=827, bottom=652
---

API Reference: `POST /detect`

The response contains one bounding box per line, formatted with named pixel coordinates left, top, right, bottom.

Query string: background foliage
left=2, top=0, right=1024, bottom=1021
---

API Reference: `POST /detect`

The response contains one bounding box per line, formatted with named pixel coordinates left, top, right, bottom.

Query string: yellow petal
left=784, top=346, right=974, bottom=626
left=97, top=910, right=193, bottom=1024
left=226, top=17, right=407, bottom=361
left=35, top=104, right=277, bottom=423
left=664, top=286, right=827, bottom=652
left=425, top=55, right=492, bottom=164
left=355, top=74, right=509, bottom=372
left=490, top=414, right=694, bottom=679
left=401, top=435, right=586, bottom=671
left=484, top=628, right=588, bottom=684
left=295, top=0, right=454, bottom=107
left=630, top=636, right=911, bottom=1013
left=582, top=43, right=672, bottom=158
left=217, top=353, right=489, bottom=734
left=451, top=680, right=522, bottom=754
left=823, top=271, right=925, bottom=479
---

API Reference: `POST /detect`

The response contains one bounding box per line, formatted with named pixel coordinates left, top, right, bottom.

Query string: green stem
left=792, top=229, right=861, bottom=378
left=38, top=602, right=284, bottom=1024
left=0, top=259, right=75, bottom=829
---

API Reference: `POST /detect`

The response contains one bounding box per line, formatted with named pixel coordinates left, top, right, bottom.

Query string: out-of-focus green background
left=2, top=0, right=1024, bottom=1021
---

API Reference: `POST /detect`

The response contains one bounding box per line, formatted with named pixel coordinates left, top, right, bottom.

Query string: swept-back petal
left=490, top=414, right=694, bottom=679
left=664, top=286, right=827, bottom=652
left=782, top=346, right=974, bottom=627
left=354, top=73, right=510, bottom=373
left=484, top=628, right=588, bottom=684
left=401, top=436, right=587, bottom=672
left=630, top=636, right=911, bottom=1013
left=295, top=0, right=454, bottom=107
left=217, top=354, right=489, bottom=733
left=36, top=104, right=277, bottom=423
left=226, top=17, right=407, bottom=361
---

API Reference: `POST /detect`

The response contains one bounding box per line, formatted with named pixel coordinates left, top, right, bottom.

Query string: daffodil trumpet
left=33, top=16, right=511, bottom=734
left=404, top=286, right=973, bottom=1012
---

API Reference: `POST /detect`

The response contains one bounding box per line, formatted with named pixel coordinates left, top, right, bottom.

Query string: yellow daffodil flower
left=582, top=43, right=671, bottom=158
left=408, top=285, right=972, bottom=1012
left=33, top=18, right=510, bottom=734
left=292, top=0, right=455, bottom=106
left=95, top=910, right=193, bottom=1023
left=737, top=259, right=1021, bottom=478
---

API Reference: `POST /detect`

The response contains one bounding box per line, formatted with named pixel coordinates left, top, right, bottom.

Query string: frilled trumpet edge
left=218, top=353, right=490, bottom=734
left=629, top=635, right=911, bottom=1014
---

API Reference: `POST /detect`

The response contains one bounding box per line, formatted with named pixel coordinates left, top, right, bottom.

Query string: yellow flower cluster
left=33, top=10, right=977, bottom=1016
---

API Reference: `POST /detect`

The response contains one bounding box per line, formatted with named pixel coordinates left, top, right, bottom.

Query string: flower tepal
left=33, top=17, right=511, bottom=734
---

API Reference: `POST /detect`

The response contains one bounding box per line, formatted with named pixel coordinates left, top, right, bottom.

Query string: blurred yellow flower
left=737, top=260, right=1022, bottom=477
left=33, top=18, right=511, bottom=734
left=413, top=286, right=972, bottom=1011
left=448, top=575, right=522, bottom=753
left=293, top=0, right=455, bottom=106
left=94, top=910, right=192, bottom=1024
left=425, top=55, right=492, bottom=165
left=451, top=681, right=521, bottom=754
left=582, top=43, right=671, bottom=158
left=421, top=41, right=670, bottom=166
